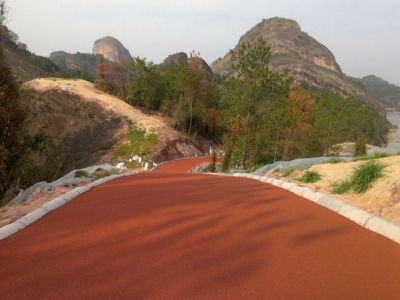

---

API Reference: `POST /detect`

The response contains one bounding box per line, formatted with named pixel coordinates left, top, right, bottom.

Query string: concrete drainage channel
left=1, top=160, right=400, bottom=246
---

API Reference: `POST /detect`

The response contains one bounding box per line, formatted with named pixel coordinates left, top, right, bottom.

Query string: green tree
left=220, top=37, right=291, bottom=169
left=161, top=52, right=217, bottom=135
left=127, top=57, right=165, bottom=110
left=0, top=47, right=53, bottom=204
left=0, top=46, right=27, bottom=201
left=306, top=89, right=388, bottom=156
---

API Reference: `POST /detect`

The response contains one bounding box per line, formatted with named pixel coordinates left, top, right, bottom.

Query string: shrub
left=351, top=161, right=385, bottom=193
left=297, top=170, right=321, bottom=183
left=354, top=134, right=367, bottom=157
left=74, top=170, right=90, bottom=178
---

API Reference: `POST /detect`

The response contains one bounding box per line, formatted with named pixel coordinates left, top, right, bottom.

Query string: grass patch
left=297, top=170, right=321, bottom=183
left=331, top=161, right=386, bottom=194
left=114, top=120, right=158, bottom=161
left=351, top=161, right=386, bottom=193
left=331, top=180, right=352, bottom=194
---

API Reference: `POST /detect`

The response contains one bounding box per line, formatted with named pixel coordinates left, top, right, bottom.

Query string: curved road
left=1, top=157, right=400, bottom=299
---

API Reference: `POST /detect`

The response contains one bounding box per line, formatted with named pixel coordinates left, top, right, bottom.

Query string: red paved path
left=1, top=157, right=400, bottom=299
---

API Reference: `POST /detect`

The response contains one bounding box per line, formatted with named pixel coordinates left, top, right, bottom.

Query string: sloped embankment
left=24, top=78, right=206, bottom=175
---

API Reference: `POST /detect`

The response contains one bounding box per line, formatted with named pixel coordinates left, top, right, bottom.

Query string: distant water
left=386, top=111, right=400, bottom=149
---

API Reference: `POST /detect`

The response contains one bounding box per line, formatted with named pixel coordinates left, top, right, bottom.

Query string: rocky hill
left=92, top=36, right=132, bottom=62
left=211, top=17, right=384, bottom=112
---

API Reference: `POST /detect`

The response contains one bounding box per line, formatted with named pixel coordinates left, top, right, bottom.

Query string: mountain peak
left=92, top=36, right=132, bottom=62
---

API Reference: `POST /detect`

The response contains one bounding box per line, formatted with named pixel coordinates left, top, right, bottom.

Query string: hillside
left=49, top=51, right=98, bottom=77
left=0, top=26, right=59, bottom=81
left=354, top=75, right=400, bottom=110
left=23, top=79, right=206, bottom=174
left=211, top=17, right=384, bottom=112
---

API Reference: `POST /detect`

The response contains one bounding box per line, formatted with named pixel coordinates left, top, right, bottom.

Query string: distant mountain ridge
left=49, top=36, right=132, bottom=78
left=211, top=17, right=384, bottom=112
left=354, top=75, right=400, bottom=110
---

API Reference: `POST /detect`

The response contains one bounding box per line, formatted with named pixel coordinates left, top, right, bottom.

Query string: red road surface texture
left=1, top=157, right=400, bottom=299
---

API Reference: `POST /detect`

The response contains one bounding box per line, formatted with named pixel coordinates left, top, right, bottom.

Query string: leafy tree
left=95, top=56, right=113, bottom=92
left=160, top=52, right=218, bottom=135
left=112, top=58, right=132, bottom=98
left=220, top=37, right=292, bottom=169
left=306, top=88, right=388, bottom=155
left=0, top=46, right=53, bottom=204
left=0, top=0, right=9, bottom=27
left=126, top=56, right=165, bottom=110
left=0, top=46, right=26, bottom=201
left=280, top=83, right=314, bottom=160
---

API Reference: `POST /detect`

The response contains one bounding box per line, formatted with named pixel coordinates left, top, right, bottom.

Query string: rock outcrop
left=211, top=17, right=383, bottom=111
left=162, top=52, right=213, bottom=74
left=92, top=36, right=132, bottom=62
left=163, top=52, right=188, bottom=66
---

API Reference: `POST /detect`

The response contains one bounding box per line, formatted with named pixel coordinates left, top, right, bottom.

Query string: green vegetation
left=115, top=120, right=158, bottom=161
left=220, top=37, right=293, bottom=169
left=331, top=180, right=352, bottom=194
left=354, top=134, right=367, bottom=157
left=0, top=46, right=53, bottom=204
left=357, top=75, right=400, bottom=103
left=296, top=170, right=321, bottom=183
left=306, top=88, right=388, bottom=154
left=351, top=161, right=386, bottom=193
left=74, top=170, right=90, bottom=178
left=331, top=160, right=386, bottom=194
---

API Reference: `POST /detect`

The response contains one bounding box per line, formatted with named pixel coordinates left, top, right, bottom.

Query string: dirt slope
left=271, top=155, right=400, bottom=225
left=24, top=78, right=167, bottom=132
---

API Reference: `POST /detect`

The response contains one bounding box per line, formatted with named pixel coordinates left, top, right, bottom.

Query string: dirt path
left=1, top=158, right=400, bottom=299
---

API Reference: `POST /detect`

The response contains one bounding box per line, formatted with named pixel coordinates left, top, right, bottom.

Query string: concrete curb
left=219, top=172, right=400, bottom=245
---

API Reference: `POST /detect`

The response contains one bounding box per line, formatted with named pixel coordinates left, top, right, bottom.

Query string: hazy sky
left=7, top=0, right=400, bottom=85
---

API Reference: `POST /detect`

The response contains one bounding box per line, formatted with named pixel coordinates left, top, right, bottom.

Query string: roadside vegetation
left=296, top=170, right=321, bottom=183
left=331, top=160, right=386, bottom=194
left=114, top=120, right=158, bottom=165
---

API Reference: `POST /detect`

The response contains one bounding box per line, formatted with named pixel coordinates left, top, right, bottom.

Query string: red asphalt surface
left=1, top=157, right=400, bottom=299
